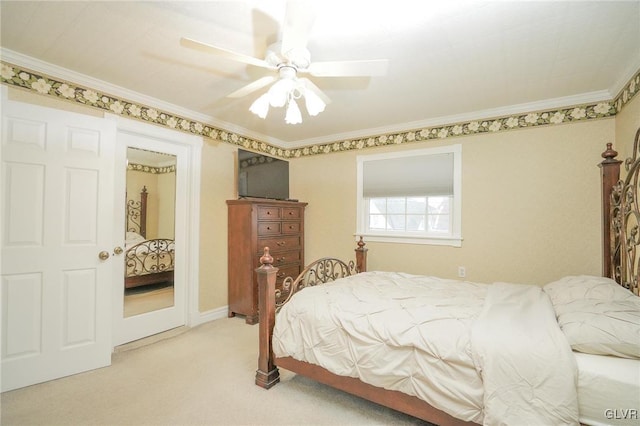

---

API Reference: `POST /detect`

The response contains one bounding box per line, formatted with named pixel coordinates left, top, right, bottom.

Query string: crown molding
left=0, top=48, right=212, bottom=123
left=611, top=55, right=640, bottom=99
left=286, top=90, right=614, bottom=148
left=0, top=48, right=287, bottom=147
left=1, top=48, right=633, bottom=157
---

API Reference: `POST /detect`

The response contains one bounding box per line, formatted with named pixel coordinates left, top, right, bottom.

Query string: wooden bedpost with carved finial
left=139, top=186, right=148, bottom=238
left=599, top=143, right=622, bottom=279
left=255, top=247, right=280, bottom=389
left=355, top=236, right=368, bottom=273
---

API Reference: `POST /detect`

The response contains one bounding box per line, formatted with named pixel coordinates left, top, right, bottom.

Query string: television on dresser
left=237, top=149, right=290, bottom=200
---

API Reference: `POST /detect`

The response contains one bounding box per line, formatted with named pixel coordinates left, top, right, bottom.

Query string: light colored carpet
left=1, top=318, right=426, bottom=426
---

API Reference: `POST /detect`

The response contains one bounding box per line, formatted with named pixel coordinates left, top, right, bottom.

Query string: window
left=357, top=145, right=462, bottom=246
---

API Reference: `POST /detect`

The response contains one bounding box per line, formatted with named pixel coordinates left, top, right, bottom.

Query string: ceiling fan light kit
left=248, top=65, right=325, bottom=124
left=181, top=1, right=388, bottom=125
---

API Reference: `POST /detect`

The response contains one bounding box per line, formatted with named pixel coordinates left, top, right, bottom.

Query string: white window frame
left=356, top=144, right=462, bottom=246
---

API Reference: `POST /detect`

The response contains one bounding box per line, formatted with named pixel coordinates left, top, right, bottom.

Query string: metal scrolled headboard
left=126, top=186, right=148, bottom=238
left=605, top=128, right=640, bottom=295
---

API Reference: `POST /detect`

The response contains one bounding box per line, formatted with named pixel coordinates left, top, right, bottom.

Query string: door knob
left=98, top=251, right=110, bottom=260
left=113, top=246, right=123, bottom=255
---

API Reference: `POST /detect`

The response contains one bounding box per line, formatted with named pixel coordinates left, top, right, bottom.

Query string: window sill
left=357, top=233, right=462, bottom=247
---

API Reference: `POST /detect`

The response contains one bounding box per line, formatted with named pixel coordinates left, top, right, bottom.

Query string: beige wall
left=6, top=85, right=638, bottom=308
left=290, top=119, right=615, bottom=286
left=198, top=139, right=236, bottom=310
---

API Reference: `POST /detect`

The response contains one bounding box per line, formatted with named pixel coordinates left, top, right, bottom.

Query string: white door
left=1, top=98, right=116, bottom=392
left=112, top=120, right=197, bottom=346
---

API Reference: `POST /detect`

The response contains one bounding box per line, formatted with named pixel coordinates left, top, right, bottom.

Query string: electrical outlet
left=458, top=266, right=466, bottom=278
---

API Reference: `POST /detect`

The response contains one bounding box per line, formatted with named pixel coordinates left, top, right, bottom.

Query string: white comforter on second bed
left=273, top=271, right=579, bottom=425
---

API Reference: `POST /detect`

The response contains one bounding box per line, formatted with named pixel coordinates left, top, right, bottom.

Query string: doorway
left=111, top=116, right=202, bottom=347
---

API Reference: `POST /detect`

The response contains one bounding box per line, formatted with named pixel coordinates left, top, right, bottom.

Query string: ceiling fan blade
left=227, top=76, right=276, bottom=98
left=307, top=59, right=389, bottom=77
left=280, top=0, right=315, bottom=54
left=180, top=37, right=272, bottom=69
left=299, top=78, right=331, bottom=105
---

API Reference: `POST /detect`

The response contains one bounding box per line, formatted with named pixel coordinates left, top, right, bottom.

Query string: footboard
left=125, top=238, right=175, bottom=289
left=255, top=237, right=368, bottom=388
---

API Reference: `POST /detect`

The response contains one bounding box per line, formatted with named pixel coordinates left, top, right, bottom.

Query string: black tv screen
left=237, top=149, right=290, bottom=200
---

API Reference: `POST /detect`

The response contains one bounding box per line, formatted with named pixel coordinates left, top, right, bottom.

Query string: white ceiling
left=1, top=1, right=639, bottom=148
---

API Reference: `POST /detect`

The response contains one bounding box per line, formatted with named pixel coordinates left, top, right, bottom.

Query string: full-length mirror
left=124, top=147, right=177, bottom=317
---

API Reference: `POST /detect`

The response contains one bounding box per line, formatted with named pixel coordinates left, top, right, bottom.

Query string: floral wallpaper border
left=128, top=163, right=176, bottom=174
left=2, top=61, right=639, bottom=160
left=239, top=154, right=279, bottom=169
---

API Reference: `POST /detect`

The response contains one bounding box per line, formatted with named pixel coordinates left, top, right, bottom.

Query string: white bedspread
left=273, top=271, right=579, bottom=425
left=470, top=282, right=578, bottom=425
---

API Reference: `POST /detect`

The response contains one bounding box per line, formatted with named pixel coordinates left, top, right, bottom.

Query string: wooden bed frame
left=255, top=130, right=640, bottom=425
left=125, top=186, right=175, bottom=289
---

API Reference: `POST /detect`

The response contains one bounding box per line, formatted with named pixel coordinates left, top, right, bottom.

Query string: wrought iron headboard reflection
left=126, top=186, right=148, bottom=238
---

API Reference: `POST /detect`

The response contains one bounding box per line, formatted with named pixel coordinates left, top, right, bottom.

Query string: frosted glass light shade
left=249, top=76, right=327, bottom=123
left=285, top=99, right=302, bottom=124
left=249, top=93, right=270, bottom=119
left=304, top=89, right=326, bottom=116
left=268, top=79, right=295, bottom=107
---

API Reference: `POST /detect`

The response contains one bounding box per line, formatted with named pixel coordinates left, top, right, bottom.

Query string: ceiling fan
left=180, top=1, right=389, bottom=124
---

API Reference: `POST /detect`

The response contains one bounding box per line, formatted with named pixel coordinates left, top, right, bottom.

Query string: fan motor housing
left=265, top=42, right=311, bottom=70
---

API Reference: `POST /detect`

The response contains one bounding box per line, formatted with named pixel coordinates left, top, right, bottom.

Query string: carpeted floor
left=1, top=317, right=427, bottom=426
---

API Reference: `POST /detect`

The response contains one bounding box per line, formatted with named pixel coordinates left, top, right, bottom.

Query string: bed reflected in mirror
left=124, top=148, right=176, bottom=317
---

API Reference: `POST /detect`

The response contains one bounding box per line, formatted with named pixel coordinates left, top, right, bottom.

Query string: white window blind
left=356, top=145, right=462, bottom=246
left=362, top=153, right=454, bottom=197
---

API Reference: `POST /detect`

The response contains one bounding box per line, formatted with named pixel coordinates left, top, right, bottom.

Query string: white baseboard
left=190, top=305, right=229, bottom=326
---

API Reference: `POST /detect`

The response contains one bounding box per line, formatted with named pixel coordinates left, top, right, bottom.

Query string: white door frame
left=108, top=115, right=201, bottom=346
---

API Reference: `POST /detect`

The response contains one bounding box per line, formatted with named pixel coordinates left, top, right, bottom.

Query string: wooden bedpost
left=599, top=143, right=622, bottom=279
left=355, top=236, right=368, bottom=273
left=255, top=247, right=280, bottom=389
left=140, top=186, right=148, bottom=238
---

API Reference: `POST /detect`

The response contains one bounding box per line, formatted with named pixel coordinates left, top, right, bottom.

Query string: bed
left=254, top=129, right=640, bottom=425
left=125, top=186, right=175, bottom=289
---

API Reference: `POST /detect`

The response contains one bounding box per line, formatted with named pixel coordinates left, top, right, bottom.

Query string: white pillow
left=125, top=231, right=145, bottom=244
left=553, top=298, right=640, bottom=359
left=543, top=275, right=633, bottom=305
left=544, top=275, right=639, bottom=359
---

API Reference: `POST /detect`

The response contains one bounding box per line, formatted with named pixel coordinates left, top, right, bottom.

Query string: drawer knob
left=288, top=211, right=293, bottom=215
left=277, top=257, right=286, bottom=263
left=277, top=241, right=285, bottom=246
left=266, top=226, right=271, bottom=230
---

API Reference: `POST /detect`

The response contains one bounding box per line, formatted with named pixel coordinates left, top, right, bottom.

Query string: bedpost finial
left=260, top=247, right=273, bottom=266
left=357, top=236, right=366, bottom=250
left=601, top=143, right=618, bottom=163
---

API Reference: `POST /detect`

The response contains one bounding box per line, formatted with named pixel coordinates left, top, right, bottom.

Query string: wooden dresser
left=226, top=198, right=307, bottom=324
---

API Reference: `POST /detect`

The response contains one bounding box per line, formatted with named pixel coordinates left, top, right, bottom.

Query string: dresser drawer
left=258, top=235, right=301, bottom=253
left=281, top=221, right=301, bottom=234
left=269, top=250, right=301, bottom=266
left=257, top=206, right=281, bottom=220
left=257, top=222, right=281, bottom=235
left=282, top=207, right=302, bottom=220
left=254, top=251, right=300, bottom=268
left=274, top=264, right=302, bottom=282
